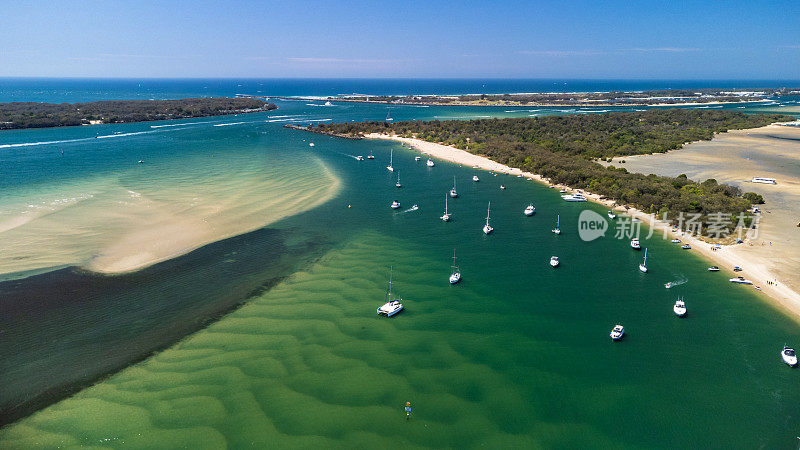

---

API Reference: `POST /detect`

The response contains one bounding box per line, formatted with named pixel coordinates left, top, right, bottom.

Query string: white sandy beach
left=368, top=128, right=800, bottom=320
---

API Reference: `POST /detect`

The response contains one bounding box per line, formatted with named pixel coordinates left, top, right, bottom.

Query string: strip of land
left=0, top=97, right=277, bottom=130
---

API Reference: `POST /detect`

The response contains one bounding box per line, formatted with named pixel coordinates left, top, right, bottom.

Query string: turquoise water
left=1, top=82, right=800, bottom=447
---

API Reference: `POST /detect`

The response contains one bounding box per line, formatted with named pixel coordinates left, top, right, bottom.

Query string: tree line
left=0, top=97, right=276, bottom=130
left=315, top=109, right=795, bottom=233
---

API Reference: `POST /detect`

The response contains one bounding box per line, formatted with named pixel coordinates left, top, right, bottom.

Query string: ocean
left=1, top=79, right=799, bottom=447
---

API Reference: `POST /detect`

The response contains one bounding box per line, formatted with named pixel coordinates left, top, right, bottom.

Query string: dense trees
left=0, top=97, right=275, bottom=130
left=316, top=110, right=794, bottom=232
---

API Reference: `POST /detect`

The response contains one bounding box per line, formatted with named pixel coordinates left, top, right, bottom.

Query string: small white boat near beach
left=427, top=159, right=435, bottom=167
left=607, top=211, right=616, bottom=219
left=610, top=324, right=625, bottom=341
left=782, top=345, right=798, bottom=367
left=729, top=276, right=753, bottom=284
left=561, top=193, right=587, bottom=202
left=414, top=156, right=421, bottom=161
left=367, top=151, right=375, bottom=160
left=473, top=175, right=480, bottom=182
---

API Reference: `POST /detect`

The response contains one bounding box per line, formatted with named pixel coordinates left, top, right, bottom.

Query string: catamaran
left=450, top=176, right=458, bottom=198
left=441, top=195, right=451, bottom=222
left=387, top=149, right=394, bottom=172
left=552, top=214, right=561, bottom=235
left=377, top=267, right=403, bottom=317
left=396, top=172, right=402, bottom=188
left=483, top=202, right=494, bottom=234
left=639, top=248, right=648, bottom=273
left=449, top=249, right=461, bottom=284
left=524, top=204, right=535, bottom=216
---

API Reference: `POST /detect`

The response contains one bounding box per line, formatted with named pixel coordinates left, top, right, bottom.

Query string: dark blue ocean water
left=1, top=77, right=799, bottom=103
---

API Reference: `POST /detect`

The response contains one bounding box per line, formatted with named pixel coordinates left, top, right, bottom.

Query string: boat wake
left=664, top=276, right=688, bottom=289
left=401, top=205, right=419, bottom=213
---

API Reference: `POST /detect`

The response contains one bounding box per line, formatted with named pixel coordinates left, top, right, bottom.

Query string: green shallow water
left=2, top=99, right=800, bottom=447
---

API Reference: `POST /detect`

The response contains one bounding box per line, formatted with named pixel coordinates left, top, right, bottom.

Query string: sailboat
left=387, top=149, right=394, bottom=172
left=552, top=214, right=561, bottom=235
left=639, top=248, right=648, bottom=273
left=483, top=202, right=494, bottom=234
left=449, top=249, right=461, bottom=284
left=396, top=172, right=402, bottom=188
left=441, top=195, right=451, bottom=221
left=450, top=176, right=458, bottom=198
left=377, top=266, right=403, bottom=317
left=385, top=110, right=393, bottom=121
left=367, top=150, right=375, bottom=159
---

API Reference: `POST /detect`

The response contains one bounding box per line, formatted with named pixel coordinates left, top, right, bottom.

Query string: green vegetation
left=316, top=109, right=794, bottom=233
left=0, top=97, right=276, bottom=130
left=743, top=192, right=765, bottom=204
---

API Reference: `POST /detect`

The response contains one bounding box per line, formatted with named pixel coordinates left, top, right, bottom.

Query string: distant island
left=309, top=109, right=795, bottom=232
left=277, top=88, right=798, bottom=108
left=0, top=97, right=276, bottom=130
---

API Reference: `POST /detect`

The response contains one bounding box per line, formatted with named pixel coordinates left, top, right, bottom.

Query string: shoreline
left=366, top=132, right=800, bottom=321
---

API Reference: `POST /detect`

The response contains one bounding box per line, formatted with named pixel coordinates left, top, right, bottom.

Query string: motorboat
left=751, top=177, right=777, bottom=185
left=561, top=193, right=587, bottom=202
left=782, top=345, right=798, bottom=367
left=377, top=267, right=404, bottom=317
left=729, top=276, right=753, bottom=284
left=309, top=143, right=315, bottom=147
left=427, top=159, right=435, bottom=167
left=552, top=214, right=561, bottom=235
left=639, top=248, right=648, bottom=273
left=450, top=176, right=458, bottom=198
left=410, top=204, right=419, bottom=211
left=482, top=202, right=493, bottom=234
left=356, top=155, right=365, bottom=161
left=550, top=256, right=560, bottom=268
left=671, top=239, right=681, bottom=243
left=664, top=282, right=673, bottom=289
left=441, top=195, right=451, bottom=222
left=387, top=149, right=394, bottom=172
left=559, top=189, right=568, bottom=194
left=681, top=244, right=692, bottom=250
left=500, top=184, right=506, bottom=190
left=524, top=204, right=535, bottom=216
left=630, top=238, right=641, bottom=250
left=607, top=211, right=616, bottom=219
left=449, top=250, right=461, bottom=284
left=414, top=156, right=421, bottom=161
left=324, top=101, right=333, bottom=107
left=733, top=266, right=742, bottom=272
left=708, top=266, right=720, bottom=272
left=391, top=200, right=401, bottom=209
left=673, top=298, right=687, bottom=317
left=473, top=175, right=480, bottom=182
left=367, top=151, right=375, bottom=160
left=610, top=325, right=625, bottom=341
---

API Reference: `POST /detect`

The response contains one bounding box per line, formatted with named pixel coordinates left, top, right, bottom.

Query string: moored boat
left=449, top=249, right=461, bottom=284
left=729, top=276, right=753, bottom=284
left=782, top=345, right=798, bottom=367
left=552, top=214, right=561, bottom=235
left=483, top=202, right=493, bottom=234
left=561, top=193, right=587, bottom=202
left=473, top=175, right=480, bottom=182
left=550, top=256, right=560, bottom=268
left=524, top=204, right=535, bottom=216
left=426, top=159, right=435, bottom=167
left=630, top=238, right=641, bottom=250
left=391, top=200, right=401, bottom=209
left=708, top=266, right=720, bottom=272
left=610, top=324, right=625, bottom=341
left=673, top=298, right=687, bottom=317
left=377, top=267, right=404, bottom=317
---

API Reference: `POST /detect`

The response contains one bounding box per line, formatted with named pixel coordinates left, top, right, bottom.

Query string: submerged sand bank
left=0, top=158, right=340, bottom=277
left=368, top=128, right=800, bottom=320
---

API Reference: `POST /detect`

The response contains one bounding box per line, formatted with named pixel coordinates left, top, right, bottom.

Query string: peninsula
left=0, top=97, right=276, bottom=130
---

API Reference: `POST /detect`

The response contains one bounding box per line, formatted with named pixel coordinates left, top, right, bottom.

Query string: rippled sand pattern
left=0, top=232, right=604, bottom=448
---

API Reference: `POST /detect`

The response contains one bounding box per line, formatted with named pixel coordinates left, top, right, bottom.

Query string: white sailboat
left=639, top=248, right=648, bottom=273
left=552, top=214, right=561, bottom=235
left=450, top=176, right=458, bottom=198
left=449, top=249, right=461, bottom=284
left=482, top=202, right=494, bottom=234
left=386, top=149, right=394, bottom=172
left=396, top=172, right=402, bottom=188
left=385, top=110, right=393, bottom=121
left=367, top=150, right=375, bottom=159
left=441, top=195, right=451, bottom=221
left=377, top=266, right=403, bottom=317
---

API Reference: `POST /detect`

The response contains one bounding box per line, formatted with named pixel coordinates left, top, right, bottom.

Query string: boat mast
left=387, top=266, right=393, bottom=299
left=486, top=202, right=491, bottom=226
left=445, top=195, right=448, bottom=214
left=643, top=248, right=647, bottom=267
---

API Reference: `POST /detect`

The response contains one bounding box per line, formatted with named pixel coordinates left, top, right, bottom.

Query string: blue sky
left=2, top=0, right=798, bottom=79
